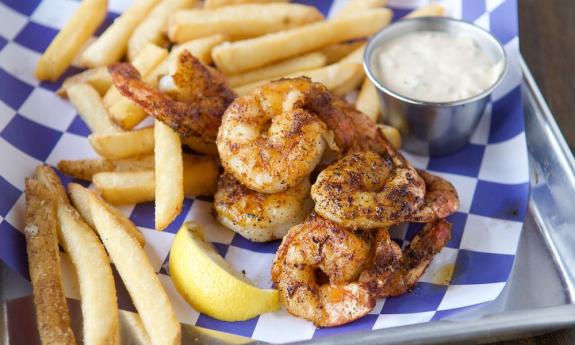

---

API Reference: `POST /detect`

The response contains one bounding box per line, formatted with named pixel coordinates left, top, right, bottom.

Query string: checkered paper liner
left=0, top=0, right=528, bottom=342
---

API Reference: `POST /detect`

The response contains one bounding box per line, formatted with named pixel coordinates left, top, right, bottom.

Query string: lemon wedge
left=169, top=222, right=280, bottom=321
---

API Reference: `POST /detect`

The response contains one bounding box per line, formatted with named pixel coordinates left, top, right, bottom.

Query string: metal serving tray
left=2, top=57, right=575, bottom=345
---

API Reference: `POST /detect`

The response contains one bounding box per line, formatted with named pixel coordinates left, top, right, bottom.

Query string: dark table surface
left=491, top=1, right=575, bottom=344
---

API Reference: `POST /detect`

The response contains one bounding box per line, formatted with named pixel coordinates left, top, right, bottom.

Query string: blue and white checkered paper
left=0, top=0, right=528, bottom=342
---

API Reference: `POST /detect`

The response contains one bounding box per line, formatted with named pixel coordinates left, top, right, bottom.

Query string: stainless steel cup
left=364, top=17, right=507, bottom=156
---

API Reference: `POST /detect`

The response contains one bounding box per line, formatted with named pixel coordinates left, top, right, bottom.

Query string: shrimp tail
left=360, top=218, right=452, bottom=298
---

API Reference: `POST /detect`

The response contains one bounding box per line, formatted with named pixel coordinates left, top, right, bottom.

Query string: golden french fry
left=340, top=43, right=366, bottom=64
left=168, top=3, right=323, bottom=42
left=79, top=0, right=161, bottom=67
left=333, top=0, right=388, bottom=18
left=234, top=63, right=362, bottom=96
left=57, top=67, right=112, bottom=97
left=93, top=171, right=156, bottom=205
left=24, top=178, right=76, bottom=345
left=146, top=34, right=229, bottom=88
left=212, top=9, right=392, bottom=74
left=128, top=0, right=196, bottom=61
left=227, top=52, right=326, bottom=87
left=378, top=124, right=402, bottom=149
left=405, top=2, right=444, bottom=18
left=68, top=183, right=146, bottom=247
left=57, top=205, right=120, bottom=345
left=89, top=127, right=154, bottom=159
left=356, top=78, right=381, bottom=123
left=318, top=41, right=365, bottom=64
left=181, top=155, right=219, bottom=198
left=87, top=187, right=181, bottom=345
left=58, top=155, right=155, bottom=181
left=154, top=120, right=184, bottom=230
left=35, top=0, right=107, bottom=81
left=92, top=155, right=218, bottom=204
left=332, top=65, right=365, bottom=96
left=204, top=0, right=288, bottom=8
left=67, top=83, right=121, bottom=134
left=105, top=43, right=168, bottom=129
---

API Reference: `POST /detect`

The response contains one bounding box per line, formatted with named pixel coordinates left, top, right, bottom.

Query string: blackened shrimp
left=216, top=77, right=355, bottom=194
left=271, top=214, right=374, bottom=327
left=402, top=170, right=460, bottom=223
left=359, top=219, right=452, bottom=298
left=108, top=51, right=235, bottom=153
left=214, top=173, right=313, bottom=242
left=311, top=151, right=426, bottom=229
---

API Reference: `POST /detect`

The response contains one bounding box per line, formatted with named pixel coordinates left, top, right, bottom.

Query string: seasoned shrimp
left=271, top=214, right=374, bottom=327
left=214, top=173, right=313, bottom=242
left=217, top=77, right=355, bottom=193
left=402, top=170, right=459, bottom=223
left=360, top=219, right=452, bottom=298
left=311, top=151, right=426, bottom=229
left=108, top=51, right=235, bottom=153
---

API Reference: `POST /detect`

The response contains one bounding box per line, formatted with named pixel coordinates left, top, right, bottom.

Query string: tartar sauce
left=377, top=31, right=504, bottom=103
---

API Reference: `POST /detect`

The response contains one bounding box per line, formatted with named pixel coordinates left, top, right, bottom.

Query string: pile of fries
left=27, top=0, right=444, bottom=342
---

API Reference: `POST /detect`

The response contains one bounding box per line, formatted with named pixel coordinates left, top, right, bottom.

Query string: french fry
left=128, top=0, right=196, bottom=61
left=378, top=124, right=402, bottom=149
left=68, top=183, right=146, bottom=247
left=87, top=187, right=181, bottom=345
left=24, top=178, right=76, bottom=345
left=356, top=79, right=381, bottom=123
left=67, top=83, right=121, bottom=134
left=234, top=63, right=362, bottom=96
left=144, top=34, right=228, bottom=92
left=89, top=127, right=154, bottom=159
left=35, top=0, right=107, bottom=81
left=212, top=9, right=392, bottom=74
left=227, top=52, right=326, bottom=87
left=154, top=120, right=184, bottom=230
left=93, top=171, right=155, bottom=205
left=340, top=43, right=366, bottom=64
left=34, top=165, right=69, bottom=206
left=35, top=164, right=145, bottom=249
left=105, top=43, right=168, bottom=129
left=332, top=65, right=365, bottom=96
left=57, top=205, right=120, bottom=345
left=333, top=0, right=388, bottom=18
left=204, top=0, right=288, bottom=8
left=57, top=67, right=112, bottom=97
left=58, top=155, right=155, bottom=180
left=318, top=41, right=365, bottom=64
left=79, top=0, right=162, bottom=67
left=405, top=2, right=444, bottom=18
left=168, top=3, right=323, bottom=42
left=92, top=155, right=218, bottom=204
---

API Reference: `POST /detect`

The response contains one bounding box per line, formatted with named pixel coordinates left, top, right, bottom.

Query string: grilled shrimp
left=311, top=151, right=426, bottom=229
left=216, top=77, right=355, bottom=194
left=271, top=214, right=375, bottom=327
left=360, top=219, right=452, bottom=298
left=214, top=173, right=313, bottom=242
left=108, top=51, right=235, bottom=153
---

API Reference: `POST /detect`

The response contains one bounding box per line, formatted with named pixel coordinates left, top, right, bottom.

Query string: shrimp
left=108, top=51, right=235, bottom=153
left=359, top=218, right=452, bottom=298
left=311, top=150, right=426, bottom=229
left=271, top=214, right=375, bottom=327
left=402, top=170, right=460, bottom=223
left=214, top=173, right=313, bottom=242
left=216, top=77, right=356, bottom=194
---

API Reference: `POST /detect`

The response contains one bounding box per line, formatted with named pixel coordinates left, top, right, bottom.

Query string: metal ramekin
left=364, top=17, right=507, bottom=156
